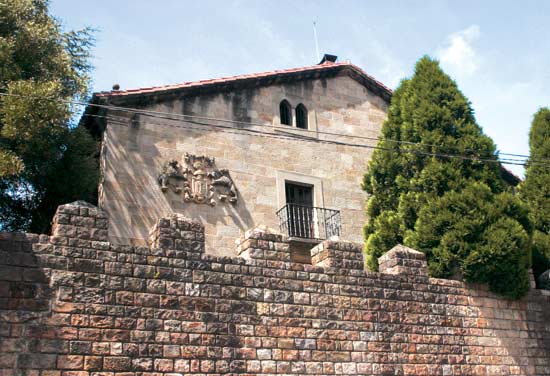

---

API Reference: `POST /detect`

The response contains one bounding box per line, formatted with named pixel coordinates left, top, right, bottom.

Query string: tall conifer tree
left=520, top=108, right=550, bottom=284
left=363, top=56, right=531, bottom=298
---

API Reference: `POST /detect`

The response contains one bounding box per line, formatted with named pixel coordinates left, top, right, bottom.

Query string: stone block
left=52, top=202, right=108, bottom=242
left=148, top=214, right=204, bottom=254
left=378, top=244, right=428, bottom=276
left=102, top=357, right=130, bottom=371
left=18, top=354, right=56, bottom=369
left=57, top=355, right=84, bottom=370
left=236, top=225, right=290, bottom=261
left=310, top=240, right=364, bottom=270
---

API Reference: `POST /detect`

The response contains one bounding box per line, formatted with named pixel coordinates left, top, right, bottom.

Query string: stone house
left=82, top=54, right=393, bottom=258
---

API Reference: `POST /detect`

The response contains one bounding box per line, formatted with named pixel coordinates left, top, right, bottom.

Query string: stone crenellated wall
left=1, top=201, right=550, bottom=376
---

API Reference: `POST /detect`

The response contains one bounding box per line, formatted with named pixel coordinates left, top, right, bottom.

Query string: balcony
left=276, top=203, right=341, bottom=240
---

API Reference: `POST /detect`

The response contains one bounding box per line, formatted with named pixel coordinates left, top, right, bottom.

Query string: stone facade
left=1, top=201, right=550, bottom=376
left=86, top=63, right=389, bottom=256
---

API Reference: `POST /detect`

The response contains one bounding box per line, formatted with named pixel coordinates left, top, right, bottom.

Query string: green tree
left=407, top=184, right=531, bottom=299
left=363, top=56, right=531, bottom=298
left=0, top=0, right=98, bottom=233
left=519, top=108, right=550, bottom=283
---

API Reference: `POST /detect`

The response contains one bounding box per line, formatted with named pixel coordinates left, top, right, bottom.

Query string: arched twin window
left=280, top=100, right=292, bottom=126
left=295, top=104, right=307, bottom=129
left=279, top=100, right=308, bottom=129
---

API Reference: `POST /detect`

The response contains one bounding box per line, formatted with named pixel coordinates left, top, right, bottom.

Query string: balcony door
left=285, top=182, right=314, bottom=238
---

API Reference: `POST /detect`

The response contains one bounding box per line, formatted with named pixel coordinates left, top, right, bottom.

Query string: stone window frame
left=275, top=170, right=325, bottom=210
left=273, top=99, right=318, bottom=136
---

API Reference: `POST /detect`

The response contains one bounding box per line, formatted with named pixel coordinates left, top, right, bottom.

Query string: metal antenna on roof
left=313, top=20, right=320, bottom=62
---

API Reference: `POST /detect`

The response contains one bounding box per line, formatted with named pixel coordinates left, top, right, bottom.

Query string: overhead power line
left=82, top=109, right=548, bottom=169
left=0, top=92, right=547, bottom=169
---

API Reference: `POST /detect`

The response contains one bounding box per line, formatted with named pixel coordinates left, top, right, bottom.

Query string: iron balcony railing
left=276, top=203, right=341, bottom=240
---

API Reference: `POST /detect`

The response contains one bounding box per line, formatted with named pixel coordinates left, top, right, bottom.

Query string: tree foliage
left=0, top=0, right=98, bottom=233
left=363, top=56, right=531, bottom=298
left=519, top=108, right=550, bottom=283
left=407, top=184, right=531, bottom=299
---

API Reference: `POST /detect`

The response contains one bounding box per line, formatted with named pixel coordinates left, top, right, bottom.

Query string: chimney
left=319, top=54, right=338, bottom=65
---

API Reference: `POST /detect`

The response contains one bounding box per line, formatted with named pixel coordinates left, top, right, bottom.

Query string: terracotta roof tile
left=95, top=61, right=392, bottom=99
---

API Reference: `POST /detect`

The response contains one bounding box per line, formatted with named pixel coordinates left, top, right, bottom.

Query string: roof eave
left=92, top=63, right=392, bottom=106
left=80, top=95, right=109, bottom=139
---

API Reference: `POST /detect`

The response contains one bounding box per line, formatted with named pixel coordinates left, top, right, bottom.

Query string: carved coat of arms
left=158, top=153, right=237, bottom=206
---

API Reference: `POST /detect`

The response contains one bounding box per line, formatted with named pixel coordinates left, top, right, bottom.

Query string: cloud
left=437, top=25, right=481, bottom=78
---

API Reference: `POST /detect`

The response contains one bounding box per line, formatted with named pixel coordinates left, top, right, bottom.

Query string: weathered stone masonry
left=1, top=201, right=550, bottom=376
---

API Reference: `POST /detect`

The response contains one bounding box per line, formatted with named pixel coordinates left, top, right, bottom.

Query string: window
left=279, top=100, right=291, bottom=125
left=285, top=182, right=313, bottom=207
left=285, top=182, right=314, bottom=239
left=296, top=103, right=308, bottom=129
